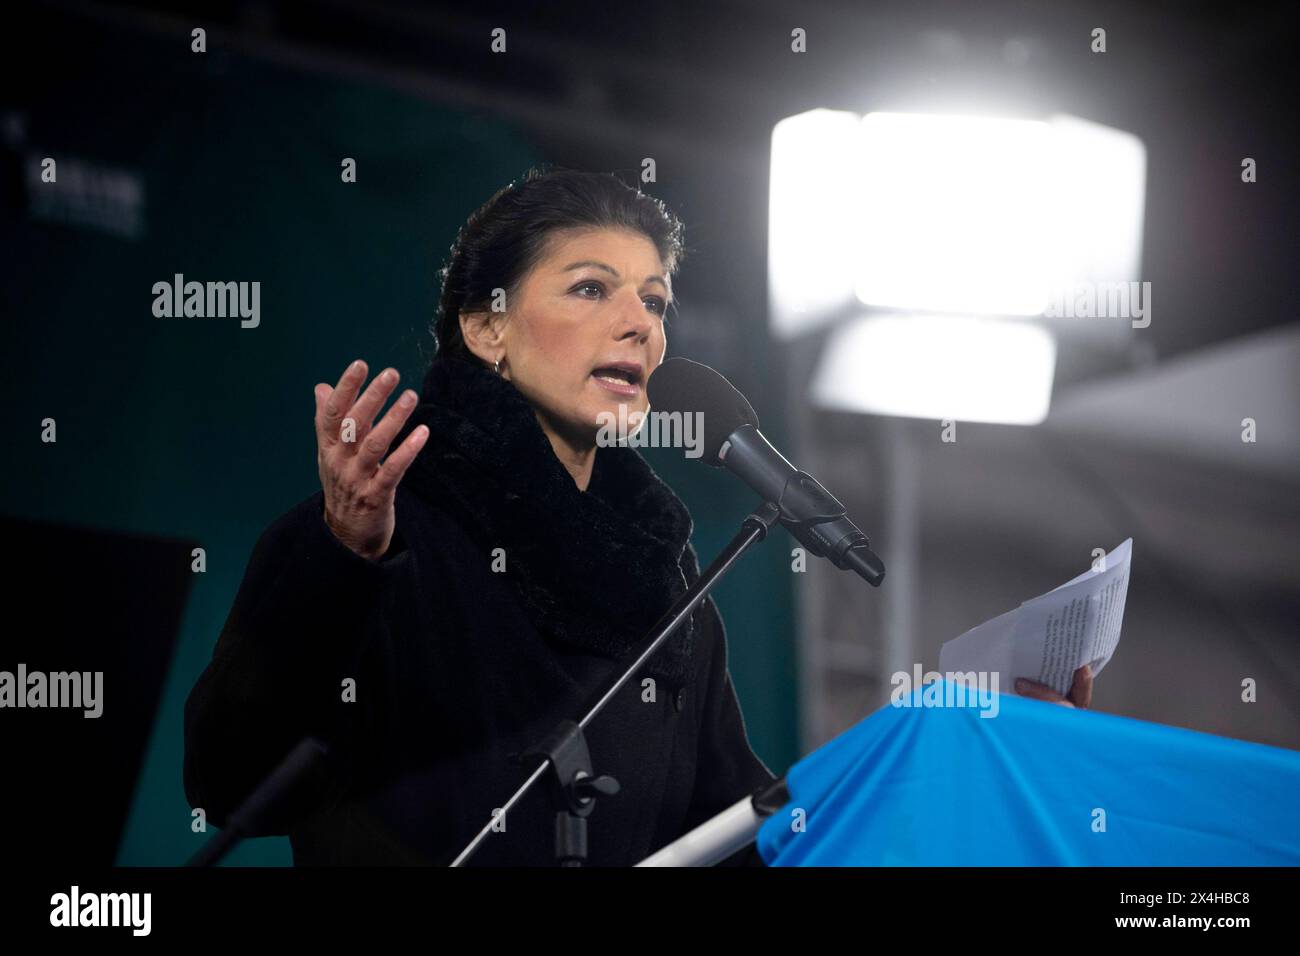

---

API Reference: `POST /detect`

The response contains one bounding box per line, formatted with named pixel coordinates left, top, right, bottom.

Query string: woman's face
left=489, top=226, right=671, bottom=447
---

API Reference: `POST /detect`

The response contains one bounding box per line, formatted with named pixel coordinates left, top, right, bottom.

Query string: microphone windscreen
left=646, top=358, right=759, bottom=465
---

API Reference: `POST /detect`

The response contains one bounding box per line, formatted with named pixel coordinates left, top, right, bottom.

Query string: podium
left=755, top=682, right=1300, bottom=866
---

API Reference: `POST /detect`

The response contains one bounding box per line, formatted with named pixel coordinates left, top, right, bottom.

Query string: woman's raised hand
left=314, top=359, right=429, bottom=561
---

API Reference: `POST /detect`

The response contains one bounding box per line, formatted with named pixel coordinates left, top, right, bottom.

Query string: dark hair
left=432, top=166, right=686, bottom=367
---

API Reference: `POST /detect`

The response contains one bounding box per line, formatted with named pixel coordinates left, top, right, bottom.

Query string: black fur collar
left=392, top=358, right=700, bottom=684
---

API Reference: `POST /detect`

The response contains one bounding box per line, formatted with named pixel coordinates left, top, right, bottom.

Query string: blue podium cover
left=757, top=681, right=1300, bottom=866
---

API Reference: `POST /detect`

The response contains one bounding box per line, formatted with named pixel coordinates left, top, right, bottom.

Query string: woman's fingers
left=1069, top=665, right=1094, bottom=709
left=343, top=367, right=401, bottom=453
left=313, top=383, right=332, bottom=436
left=316, top=359, right=368, bottom=447
left=1014, top=669, right=1092, bottom=709
left=372, top=424, right=429, bottom=493
left=356, top=387, right=420, bottom=473
left=1014, top=678, right=1075, bottom=707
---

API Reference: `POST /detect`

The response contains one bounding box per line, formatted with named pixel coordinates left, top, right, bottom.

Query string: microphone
left=647, top=358, right=885, bottom=587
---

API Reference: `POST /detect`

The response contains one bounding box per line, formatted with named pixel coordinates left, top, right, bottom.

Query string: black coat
left=183, top=358, right=777, bottom=866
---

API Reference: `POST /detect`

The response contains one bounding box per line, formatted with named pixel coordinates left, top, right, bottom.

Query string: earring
left=493, top=357, right=502, bottom=375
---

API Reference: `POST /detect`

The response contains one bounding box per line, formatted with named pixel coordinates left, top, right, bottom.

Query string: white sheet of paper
left=939, top=539, right=1132, bottom=698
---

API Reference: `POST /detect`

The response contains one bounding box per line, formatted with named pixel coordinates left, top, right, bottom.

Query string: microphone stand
left=450, top=501, right=783, bottom=867
left=185, top=737, right=329, bottom=867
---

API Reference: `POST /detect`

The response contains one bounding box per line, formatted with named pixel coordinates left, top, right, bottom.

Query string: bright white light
left=855, top=112, right=1054, bottom=315
left=810, top=313, right=1057, bottom=425
left=768, top=109, right=863, bottom=338
left=767, top=109, right=1147, bottom=330
left=1042, top=114, right=1147, bottom=297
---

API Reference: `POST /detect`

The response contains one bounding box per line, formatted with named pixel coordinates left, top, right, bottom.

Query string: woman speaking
left=183, top=167, right=776, bottom=866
